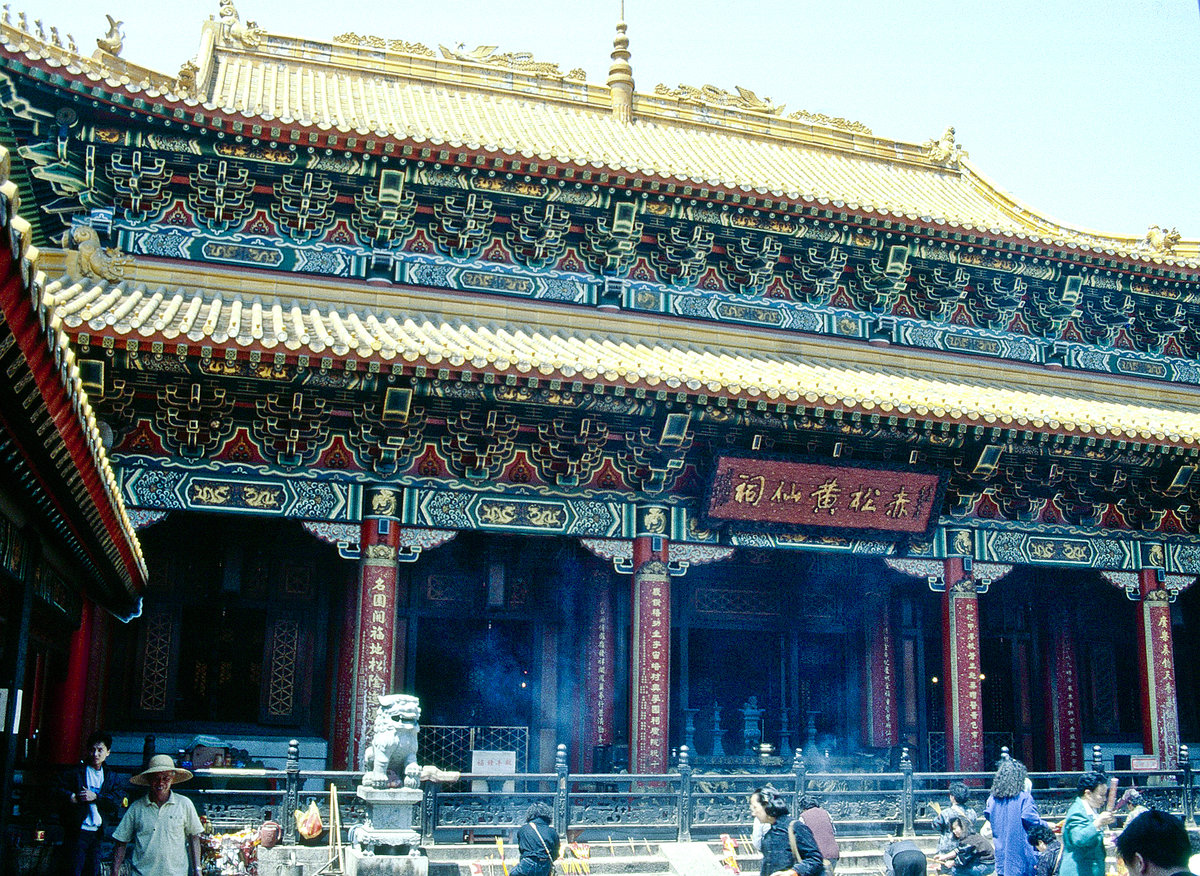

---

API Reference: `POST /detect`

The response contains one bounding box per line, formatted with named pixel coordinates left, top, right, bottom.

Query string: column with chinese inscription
left=348, top=486, right=403, bottom=769
left=1044, top=602, right=1083, bottom=771
left=1135, top=569, right=1179, bottom=766
left=942, top=558, right=983, bottom=772
left=861, top=591, right=898, bottom=749
left=582, top=565, right=616, bottom=772
left=629, top=505, right=670, bottom=774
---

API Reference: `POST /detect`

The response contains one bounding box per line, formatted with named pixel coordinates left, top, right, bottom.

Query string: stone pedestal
left=349, top=785, right=422, bottom=853
left=345, top=849, right=427, bottom=876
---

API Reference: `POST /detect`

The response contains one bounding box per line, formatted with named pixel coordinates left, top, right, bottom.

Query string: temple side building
left=0, top=3, right=1197, bottom=780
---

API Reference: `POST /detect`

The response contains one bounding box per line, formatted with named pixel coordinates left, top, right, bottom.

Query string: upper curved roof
left=1, top=5, right=1196, bottom=269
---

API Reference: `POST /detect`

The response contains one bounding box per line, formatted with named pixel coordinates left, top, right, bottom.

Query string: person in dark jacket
left=934, top=816, right=995, bottom=876
left=1027, top=824, right=1062, bottom=876
left=510, top=802, right=560, bottom=876
left=885, top=839, right=928, bottom=876
left=749, top=787, right=824, bottom=876
left=932, top=783, right=979, bottom=856
left=57, top=731, right=125, bottom=876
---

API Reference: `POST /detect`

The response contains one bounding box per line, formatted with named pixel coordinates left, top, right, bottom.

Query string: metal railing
left=10, top=742, right=1197, bottom=847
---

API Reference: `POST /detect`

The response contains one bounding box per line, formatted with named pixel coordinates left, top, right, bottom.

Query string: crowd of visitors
left=36, top=733, right=1200, bottom=876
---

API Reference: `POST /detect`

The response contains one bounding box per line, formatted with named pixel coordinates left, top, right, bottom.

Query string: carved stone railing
left=8, top=742, right=1196, bottom=846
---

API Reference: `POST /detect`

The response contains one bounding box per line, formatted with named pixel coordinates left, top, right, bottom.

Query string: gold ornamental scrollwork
left=949, top=576, right=977, bottom=595
left=364, top=544, right=396, bottom=561
left=332, top=33, right=435, bottom=57
left=654, top=82, right=785, bottom=116
left=438, top=44, right=565, bottom=78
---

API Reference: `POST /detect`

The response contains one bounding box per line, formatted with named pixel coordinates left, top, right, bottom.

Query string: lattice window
left=692, top=586, right=778, bottom=617
left=419, top=725, right=529, bottom=773
left=266, top=618, right=300, bottom=717
left=927, top=731, right=947, bottom=771
left=139, top=611, right=174, bottom=713
left=1088, top=644, right=1119, bottom=735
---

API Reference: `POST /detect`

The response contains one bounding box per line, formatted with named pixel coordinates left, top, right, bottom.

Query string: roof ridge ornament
left=96, top=13, right=122, bottom=57
left=923, top=126, right=969, bottom=166
left=217, top=0, right=264, bottom=49
left=63, top=224, right=136, bottom=282
left=437, top=43, right=568, bottom=78
left=607, top=2, right=634, bottom=123
left=1138, top=224, right=1182, bottom=256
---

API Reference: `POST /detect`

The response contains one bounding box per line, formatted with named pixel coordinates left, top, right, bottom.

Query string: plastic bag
left=294, top=801, right=323, bottom=840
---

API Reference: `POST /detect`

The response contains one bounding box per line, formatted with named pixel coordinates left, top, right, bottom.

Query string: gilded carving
left=949, top=576, right=977, bottom=595
left=479, top=503, right=517, bottom=525
left=96, top=14, right=123, bottom=55
left=371, top=489, right=398, bottom=517
left=527, top=505, right=565, bottom=528
left=642, top=506, right=667, bottom=535
left=175, top=60, right=198, bottom=96
left=364, top=544, right=395, bottom=561
left=1139, top=225, right=1181, bottom=256
left=64, top=225, right=135, bottom=281
left=218, top=0, right=265, bottom=48
left=243, top=486, right=282, bottom=508
left=192, top=484, right=231, bottom=505
left=923, top=126, right=968, bottom=165
left=331, top=33, right=435, bottom=56
left=952, top=530, right=972, bottom=557
left=786, top=108, right=872, bottom=135
left=654, top=82, right=785, bottom=115
left=439, top=44, right=564, bottom=77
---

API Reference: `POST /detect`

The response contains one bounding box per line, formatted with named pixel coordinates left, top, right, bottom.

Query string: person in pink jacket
left=799, top=796, right=840, bottom=875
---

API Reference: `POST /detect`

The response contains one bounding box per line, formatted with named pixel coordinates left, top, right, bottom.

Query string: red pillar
left=1135, top=569, right=1179, bottom=766
left=629, top=505, right=670, bottom=774
left=330, top=579, right=358, bottom=770
left=582, top=566, right=615, bottom=771
left=861, top=592, right=898, bottom=748
left=1044, top=603, right=1083, bottom=771
left=348, top=487, right=402, bottom=769
left=46, top=600, right=95, bottom=764
left=942, top=558, right=983, bottom=772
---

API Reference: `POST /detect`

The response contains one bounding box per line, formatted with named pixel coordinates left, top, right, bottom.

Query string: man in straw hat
left=110, top=755, right=204, bottom=876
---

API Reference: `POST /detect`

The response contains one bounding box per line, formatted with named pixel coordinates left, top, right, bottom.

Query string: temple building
left=0, top=3, right=1198, bottom=779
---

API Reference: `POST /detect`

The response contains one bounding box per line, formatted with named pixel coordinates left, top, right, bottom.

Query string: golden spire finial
left=607, top=3, right=634, bottom=123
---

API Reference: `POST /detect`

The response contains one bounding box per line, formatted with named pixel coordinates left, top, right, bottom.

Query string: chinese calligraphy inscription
left=707, top=456, right=943, bottom=534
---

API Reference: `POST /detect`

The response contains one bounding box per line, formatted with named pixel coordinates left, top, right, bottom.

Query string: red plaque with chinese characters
left=705, top=455, right=943, bottom=535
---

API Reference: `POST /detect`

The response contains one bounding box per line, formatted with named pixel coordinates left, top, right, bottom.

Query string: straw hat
left=130, top=754, right=193, bottom=786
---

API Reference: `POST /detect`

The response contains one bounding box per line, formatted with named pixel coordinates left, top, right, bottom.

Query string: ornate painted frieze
left=118, top=461, right=359, bottom=521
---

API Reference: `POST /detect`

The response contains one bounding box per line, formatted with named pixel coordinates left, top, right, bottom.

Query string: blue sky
left=18, top=0, right=1200, bottom=238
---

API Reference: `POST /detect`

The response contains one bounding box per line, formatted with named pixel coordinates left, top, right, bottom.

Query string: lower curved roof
left=39, top=257, right=1200, bottom=448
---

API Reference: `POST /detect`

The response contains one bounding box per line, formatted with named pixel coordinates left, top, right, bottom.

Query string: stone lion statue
left=362, top=693, right=421, bottom=789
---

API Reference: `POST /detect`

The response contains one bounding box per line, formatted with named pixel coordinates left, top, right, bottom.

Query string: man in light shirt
left=111, top=755, right=203, bottom=876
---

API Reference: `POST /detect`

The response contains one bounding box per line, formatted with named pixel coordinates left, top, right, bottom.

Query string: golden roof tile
left=43, top=268, right=1200, bottom=447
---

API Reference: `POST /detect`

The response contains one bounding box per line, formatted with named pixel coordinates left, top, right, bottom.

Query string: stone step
left=705, top=833, right=943, bottom=876
left=424, top=845, right=670, bottom=875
